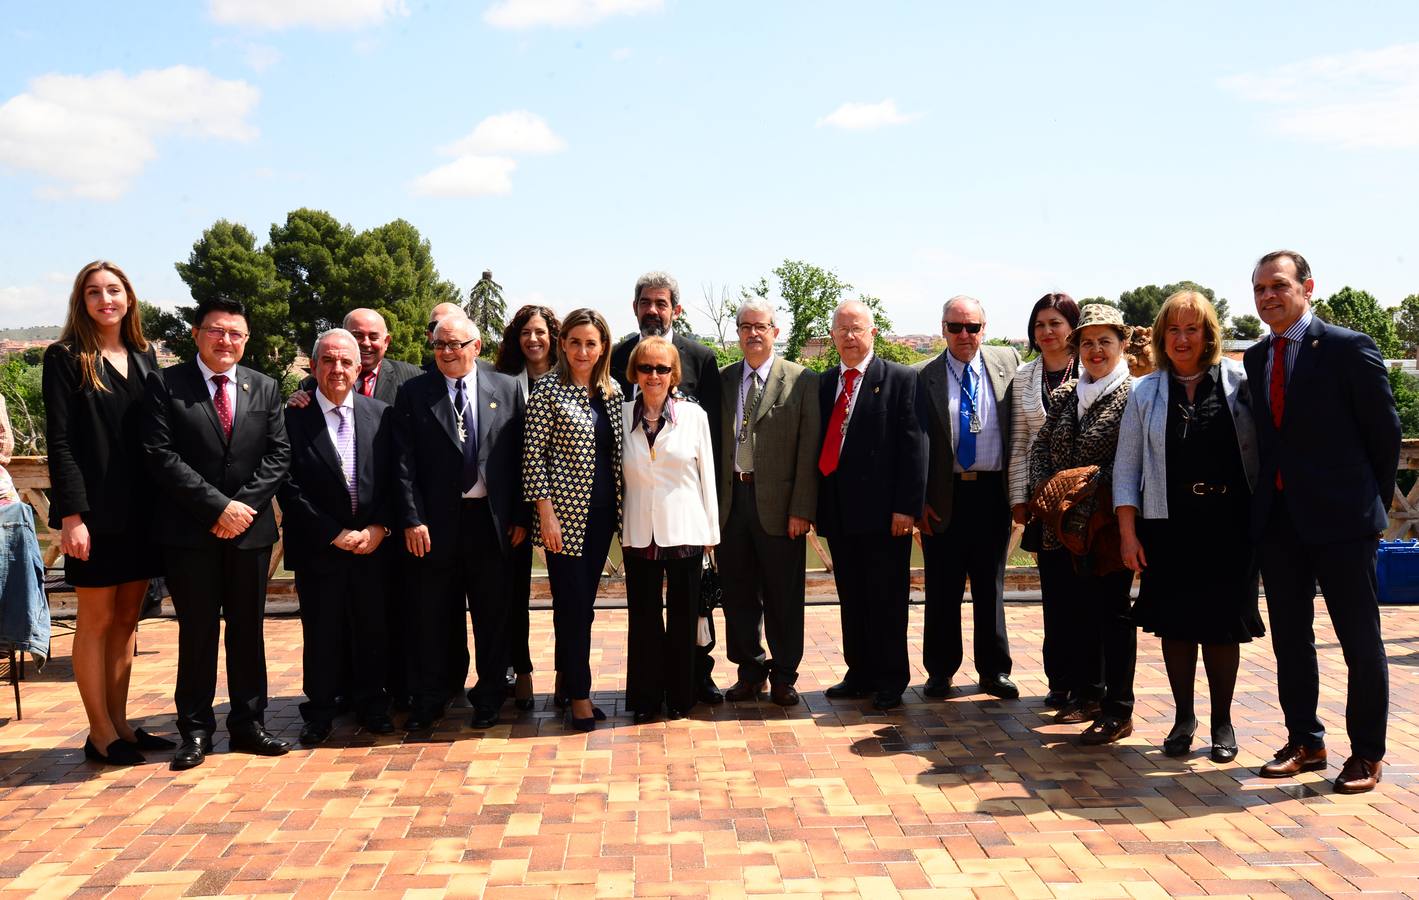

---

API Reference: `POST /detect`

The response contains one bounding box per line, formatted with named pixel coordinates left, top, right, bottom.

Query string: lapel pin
left=490, top=401, right=498, bottom=409
left=873, top=386, right=881, bottom=394
left=1312, top=339, right=1319, bottom=347
left=241, top=382, right=249, bottom=392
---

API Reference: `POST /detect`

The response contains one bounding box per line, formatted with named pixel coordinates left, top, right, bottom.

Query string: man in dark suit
left=279, top=328, right=399, bottom=745
left=1244, top=249, right=1400, bottom=794
left=395, top=315, right=528, bottom=731
left=142, top=297, right=292, bottom=770
left=609, top=271, right=725, bottom=704
left=816, top=299, right=928, bottom=711
left=716, top=298, right=820, bottom=707
left=917, top=296, right=1020, bottom=700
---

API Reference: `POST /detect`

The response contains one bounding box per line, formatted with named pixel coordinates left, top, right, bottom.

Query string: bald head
left=343, top=308, right=391, bottom=372
left=830, top=300, right=876, bottom=368
left=427, top=302, right=466, bottom=337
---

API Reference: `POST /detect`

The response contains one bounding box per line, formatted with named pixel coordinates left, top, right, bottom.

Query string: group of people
left=42, top=251, right=1398, bottom=796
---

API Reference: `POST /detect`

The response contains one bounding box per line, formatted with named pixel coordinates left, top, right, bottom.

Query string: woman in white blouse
left=1007, top=293, right=1080, bottom=710
left=620, top=336, right=719, bottom=723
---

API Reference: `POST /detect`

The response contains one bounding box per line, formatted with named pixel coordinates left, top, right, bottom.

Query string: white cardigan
left=621, top=399, right=721, bottom=549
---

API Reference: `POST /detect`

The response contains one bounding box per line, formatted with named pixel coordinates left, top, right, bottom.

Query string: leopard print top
left=1027, top=377, right=1133, bottom=551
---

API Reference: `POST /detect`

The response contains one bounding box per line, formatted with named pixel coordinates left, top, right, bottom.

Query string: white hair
left=312, top=327, right=359, bottom=360
left=831, top=299, right=871, bottom=327
left=942, top=295, right=985, bottom=321
left=634, top=271, right=680, bottom=307
left=735, top=296, right=777, bottom=327
left=434, top=315, right=480, bottom=342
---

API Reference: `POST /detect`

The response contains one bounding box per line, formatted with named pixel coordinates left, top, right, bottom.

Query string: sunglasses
left=944, top=322, right=983, bottom=334
left=636, top=364, right=673, bottom=375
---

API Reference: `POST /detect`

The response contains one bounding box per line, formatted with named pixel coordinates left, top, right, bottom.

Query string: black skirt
left=64, top=527, right=162, bottom=588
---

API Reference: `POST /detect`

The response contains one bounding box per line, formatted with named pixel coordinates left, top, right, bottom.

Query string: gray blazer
left=918, top=344, right=1019, bottom=525
left=1112, top=357, right=1259, bottom=519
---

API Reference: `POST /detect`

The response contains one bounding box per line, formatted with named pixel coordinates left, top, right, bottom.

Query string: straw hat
left=1070, top=303, right=1131, bottom=344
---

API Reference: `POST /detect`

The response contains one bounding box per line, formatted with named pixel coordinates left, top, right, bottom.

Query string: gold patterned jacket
left=522, top=376, right=624, bottom=557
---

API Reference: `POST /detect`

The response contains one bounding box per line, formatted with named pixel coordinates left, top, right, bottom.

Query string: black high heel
left=1210, top=724, right=1238, bottom=763
left=513, top=674, right=535, bottom=712
left=1162, top=719, right=1197, bottom=757
left=127, top=728, right=177, bottom=751
left=84, top=737, right=145, bottom=766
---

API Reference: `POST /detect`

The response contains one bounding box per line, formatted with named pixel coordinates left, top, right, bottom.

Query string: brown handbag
left=1028, top=465, right=1126, bottom=575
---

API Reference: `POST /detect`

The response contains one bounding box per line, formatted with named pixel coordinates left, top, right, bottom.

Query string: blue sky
left=3, top=1, right=1418, bottom=341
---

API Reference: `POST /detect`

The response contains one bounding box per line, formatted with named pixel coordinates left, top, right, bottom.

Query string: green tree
left=466, top=269, right=507, bottom=357
left=0, top=356, right=45, bottom=454
left=1079, top=296, right=1117, bottom=308
left=1230, top=314, right=1263, bottom=340
left=1394, top=294, right=1419, bottom=356
left=1118, top=280, right=1225, bottom=328
left=174, top=220, right=294, bottom=379
left=773, top=260, right=853, bottom=362
left=20, top=346, right=44, bottom=366
left=351, top=219, right=462, bottom=365
left=1320, top=287, right=1399, bottom=357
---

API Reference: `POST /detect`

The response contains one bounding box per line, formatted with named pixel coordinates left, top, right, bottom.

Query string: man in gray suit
left=917, top=296, right=1020, bottom=700
left=716, top=298, right=820, bottom=706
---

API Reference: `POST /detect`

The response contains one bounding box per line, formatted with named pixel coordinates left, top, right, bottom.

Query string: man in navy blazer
left=143, top=296, right=292, bottom=770
left=279, top=329, right=399, bottom=746
left=395, top=316, right=528, bottom=731
left=815, top=300, right=928, bottom=711
left=1244, top=250, right=1400, bottom=794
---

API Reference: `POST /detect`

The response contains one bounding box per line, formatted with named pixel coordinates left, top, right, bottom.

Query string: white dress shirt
left=945, top=351, right=1003, bottom=471
left=833, top=350, right=873, bottom=451
left=445, top=370, right=487, bottom=499
left=314, top=389, right=356, bottom=464
left=195, top=356, right=238, bottom=418
left=733, top=355, right=775, bottom=474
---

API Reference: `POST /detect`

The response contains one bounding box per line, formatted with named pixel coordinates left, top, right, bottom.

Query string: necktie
left=818, top=368, right=860, bottom=476
left=211, top=374, right=232, bottom=441
left=958, top=363, right=977, bottom=471
left=334, top=406, right=357, bottom=513
left=735, top=372, right=761, bottom=473
left=456, top=378, right=479, bottom=493
left=1270, top=336, right=1287, bottom=489
left=360, top=370, right=376, bottom=397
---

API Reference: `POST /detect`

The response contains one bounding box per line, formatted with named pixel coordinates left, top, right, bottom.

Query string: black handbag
left=698, top=553, right=722, bottom=615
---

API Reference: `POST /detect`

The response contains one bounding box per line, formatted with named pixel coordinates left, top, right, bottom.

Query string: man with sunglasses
left=916, top=296, right=1020, bottom=701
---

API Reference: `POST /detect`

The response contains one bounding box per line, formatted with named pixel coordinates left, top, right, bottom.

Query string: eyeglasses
left=944, top=322, right=983, bottom=334
left=431, top=338, right=477, bottom=352
left=201, top=327, right=248, bottom=343
left=737, top=322, right=773, bottom=334
left=426, top=321, right=438, bottom=333
left=636, top=364, right=673, bottom=375
left=832, top=325, right=870, bottom=338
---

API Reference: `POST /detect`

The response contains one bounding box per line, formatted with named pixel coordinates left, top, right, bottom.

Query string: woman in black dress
left=1115, top=291, right=1263, bottom=762
left=44, top=261, right=170, bottom=766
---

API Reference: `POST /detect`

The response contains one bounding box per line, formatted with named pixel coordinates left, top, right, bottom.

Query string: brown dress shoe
left=770, top=683, right=800, bottom=706
left=724, top=680, right=767, bottom=702
left=1334, top=756, right=1382, bottom=794
left=1259, top=743, right=1328, bottom=778
left=1079, top=716, right=1133, bottom=745
left=1053, top=700, right=1101, bottom=725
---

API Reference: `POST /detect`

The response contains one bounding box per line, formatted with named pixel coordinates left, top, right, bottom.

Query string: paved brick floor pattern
left=0, top=600, right=1417, bottom=899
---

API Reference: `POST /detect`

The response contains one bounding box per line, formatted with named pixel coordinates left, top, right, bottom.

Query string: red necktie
left=1270, top=336, right=1286, bottom=489
left=211, top=374, right=233, bottom=441
left=360, top=370, right=376, bottom=397
left=818, top=368, right=861, bottom=476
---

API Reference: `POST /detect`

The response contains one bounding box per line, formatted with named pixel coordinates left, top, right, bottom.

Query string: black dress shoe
left=770, top=684, right=800, bottom=707
left=230, top=726, right=290, bottom=756
left=84, top=737, right=145, bottom=766
left=724, top=680, right=767, bottom=702
left=566, top=711, right=596, bottom=732
left=170, top=735, right=212, bottom=771
left=403, top=708, right=441, bottom=731
left=1042, top=689, right=1070, bottom=709
left=470, top=707, right=500, bottom=729
left=665, top=707, right=686, bottom=720
left=127, top=728, right=177, bottom=751
left=979, top=674, right=1019, bottom=700
left=1162, top=718, right=1197, bottom=757
left=922, top=676, right=952, bottom=698
left=825, top=681, right=871, bottom=700
left=632, top=710, right=657, bottom=724
left=697, top=680, right=724, bottom=705
left=872, top=691, right=903, bottom=711
left=359, top=712, right=396, bottom=734
left=1209, top=724, right=1237, bottom=763
left=299, top=721, right=333, bottom=746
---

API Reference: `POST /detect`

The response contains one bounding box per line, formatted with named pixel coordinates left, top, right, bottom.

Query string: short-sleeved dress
left=1133, top=367, right=1264, bottom=644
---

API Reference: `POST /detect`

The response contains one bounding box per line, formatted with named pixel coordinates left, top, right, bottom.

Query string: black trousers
left=624, top=551, right=703, bottom=713
left=1260, top=497, right=1388, bottom=760
left=720, top=481, right=806, bottom=687
left=827, top=533, right=912, bottom=695
left=546, top=504, right=616, bottom=701
left=381, top=544, right=411, bottom=705
left=921, top=473, right=1013, bottom=682
left=410, top=499, right=513, bottom=712
left=1044, top=547, right=1135, bottom=718
left=1037, top=546, right=1074, bottom=693
left=164, top=543, right=272, bottom=737
left=506, top=539, right=535, bottom=674
left=294, top=552, right=389, bottom=724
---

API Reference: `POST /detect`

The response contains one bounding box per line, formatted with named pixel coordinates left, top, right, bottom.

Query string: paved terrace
left=0, top=600, right=1417, bottom=899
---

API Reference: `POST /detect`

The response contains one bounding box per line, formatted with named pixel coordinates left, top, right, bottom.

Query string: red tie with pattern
left=211, top=374, right=233, bottom=441
left=818, top=368, right=861, bottom=477
left=360, top=370, right=376, bottom=397
left=1270, top=336, right=1286, bottom=489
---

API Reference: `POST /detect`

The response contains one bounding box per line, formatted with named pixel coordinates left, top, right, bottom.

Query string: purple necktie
left=334, top=406, right=357, bottom=514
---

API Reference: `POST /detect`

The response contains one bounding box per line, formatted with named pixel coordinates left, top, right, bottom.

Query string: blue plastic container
left=1377, top=539, right=1419, bottom=605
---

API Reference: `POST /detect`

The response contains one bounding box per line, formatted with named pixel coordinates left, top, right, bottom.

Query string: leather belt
left=954, top=471, right=1001, bottom=482
left=1191, top=482, right=1228, bottom=496
left=733, top=472, right=754, bottom=483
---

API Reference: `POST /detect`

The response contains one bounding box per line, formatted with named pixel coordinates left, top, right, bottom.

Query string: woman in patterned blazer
left=523, top=308, right=624, bottom=731
left=1007, top=293, right=1079, bottom=710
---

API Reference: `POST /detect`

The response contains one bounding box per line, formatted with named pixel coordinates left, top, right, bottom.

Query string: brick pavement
left=0, top=599, right=1417, bottom=898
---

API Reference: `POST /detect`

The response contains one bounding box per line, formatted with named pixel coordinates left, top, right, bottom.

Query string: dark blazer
left=611, top=332, right=723, bottom=461
left=815, top=356, right=928, bottom=538
left=1243, top=316, right=1400, bottom=544
left=141, top=360, right=292, bottom=550
left=716, top=357, right=820, bottom=535
left=298, top=357, right=421, bottom=406
left=918, top=345, right=1019, bottom=526
left=278, top=393, right=397, bottom=571
left=42, top=342, right=158, bottom=532
left=395, top=360, right=527, bottom=558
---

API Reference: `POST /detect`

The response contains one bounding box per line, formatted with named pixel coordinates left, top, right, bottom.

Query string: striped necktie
left=334, top=405, right=357, bottom=513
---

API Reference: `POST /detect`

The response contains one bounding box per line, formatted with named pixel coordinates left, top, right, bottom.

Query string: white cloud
left=209, top=0, right=408, bottom=30
left=610, top=47, right=632, bottom=62
left=244, top=44, right=282, bottom=72
left=0, top=66, right=259, bottom=200
left=442, top=111, right=567, bottom=156
left=412, top=156, right=518, bottom=197
left=816, top=98, right=922, bottom=131
left=1219, top=42, right=1419, bottom=149
left=484, top=0, right=662, bottom=29
left=0, top=277, right=65, bottom=328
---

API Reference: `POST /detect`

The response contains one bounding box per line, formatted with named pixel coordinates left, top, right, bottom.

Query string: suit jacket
left=141, top=359, right=292, bottom=550
left=716, top=356, right=820, bottom=535
left=611, top=332, right=723, bottom=463
left=622, top=399, right=720, bottom=548
left=815, top=356, right=928, bottom=539
left=918, top=345, right=1018, bottom=526
left=1243, top=316, right=1400, bottom=544
left=522, top=376, right=624, bottom=557
left=42, top=342, right=159, bottom=531
left=278, top=393, right=397, bottom=571
left=395, top=360, right=527, bottom=559
left=298, top=357, right=420, bottom=406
